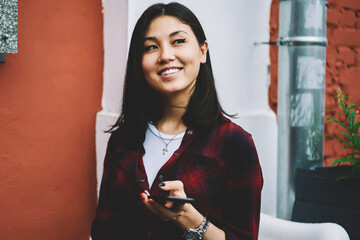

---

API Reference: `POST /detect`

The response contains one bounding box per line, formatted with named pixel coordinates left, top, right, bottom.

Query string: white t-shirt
left=143, top=123, right=185, bottom=188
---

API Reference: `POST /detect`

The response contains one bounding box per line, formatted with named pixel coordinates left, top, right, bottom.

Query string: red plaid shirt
left=91, top=117, right=263, bottom=240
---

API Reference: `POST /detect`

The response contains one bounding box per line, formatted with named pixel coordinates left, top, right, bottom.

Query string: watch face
left=185, top=231, right=200, bottom=240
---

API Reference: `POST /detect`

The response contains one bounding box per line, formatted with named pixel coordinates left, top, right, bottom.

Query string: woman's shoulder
left=211, top=116, right=257, bottom=156
left=187, top=115, right=259, bottom=170
left=192, top=115, right=256, bottom=155
left=106, top=129, right=135, bottom=153
left=215, top=115, right=253, bottom=142
left=219, top=117, right=261, bottom=176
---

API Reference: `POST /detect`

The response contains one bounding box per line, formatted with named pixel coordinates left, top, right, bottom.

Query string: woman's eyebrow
left=169, top=30, right=189, bottom=37
left=144, top=30, right=189, bottom=42
left=144, top=36, right=157, bottom=42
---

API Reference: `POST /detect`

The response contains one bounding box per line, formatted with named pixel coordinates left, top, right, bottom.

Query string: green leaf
left=349, top=110, right=355, bottom=131
left=346, top=104, right=358, bottom=111
left=341, top=131, right=353, bottom=141
left=347, top=151, right=360, bottom=157
left=327, top=118, right=349, bottom=131
left=324, top=134, right=352, bottom=147
left=345, top=104, right=360, bottom=118
left=353, top=135, right=360, bottom=149
left=353, top=122, right=360, bottom=134
left=331, top=157, right=360, bottom=166
left=346, top=152, right=360, bottom=158
left=340, top=101, right=346, bottom=111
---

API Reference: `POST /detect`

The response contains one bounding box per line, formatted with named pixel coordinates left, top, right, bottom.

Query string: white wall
left=97, top=0, right=277, bottom=216
left=95, top=0, right=128, bottom=192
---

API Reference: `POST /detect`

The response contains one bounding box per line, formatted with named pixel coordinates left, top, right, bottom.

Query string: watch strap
left=184, top=216, right=210, bottom=240
left=197, top=217, right=210, bottom=237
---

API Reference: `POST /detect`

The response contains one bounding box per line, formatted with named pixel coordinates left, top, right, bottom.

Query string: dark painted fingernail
left=148, top=199, right=155, bottom=205
left=159, top=182, right=165, bottom=187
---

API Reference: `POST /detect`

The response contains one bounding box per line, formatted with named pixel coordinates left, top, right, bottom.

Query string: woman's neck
left=157, top=106, right=187, bottom=135
left=157, top=94, right=189, bottom=135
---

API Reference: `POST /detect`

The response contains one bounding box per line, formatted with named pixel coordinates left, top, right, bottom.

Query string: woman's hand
left=140, top=180, right=186, bottom=222
left=140, top=180, right=203, bottom=230
left=140, top=180, right=225, bottom=240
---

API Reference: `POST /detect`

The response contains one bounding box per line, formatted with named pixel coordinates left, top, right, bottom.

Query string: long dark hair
left=108, top=2, right=230, bottom=148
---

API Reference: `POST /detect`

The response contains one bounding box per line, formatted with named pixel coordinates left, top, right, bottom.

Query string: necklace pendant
left=162, top=148, right=168, bottom=155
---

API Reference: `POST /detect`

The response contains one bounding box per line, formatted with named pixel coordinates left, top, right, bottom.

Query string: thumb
left=159, top=180, right=187, bottom=198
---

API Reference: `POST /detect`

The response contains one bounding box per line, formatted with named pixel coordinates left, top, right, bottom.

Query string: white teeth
left=161, top=68, right=180, bottom=76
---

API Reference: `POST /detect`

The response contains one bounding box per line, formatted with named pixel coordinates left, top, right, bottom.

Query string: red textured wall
left=0, top=0, right=103, bottom=239
left=269, top=0, right=360, bottom=166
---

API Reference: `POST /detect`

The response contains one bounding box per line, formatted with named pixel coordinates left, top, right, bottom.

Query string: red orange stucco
left=269, top=0, right=360, bottom=166
left=0, top=0, right=103, bottom=239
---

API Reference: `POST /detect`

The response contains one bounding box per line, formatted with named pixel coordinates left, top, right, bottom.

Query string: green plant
left=325, top=88, right=360, bottom=180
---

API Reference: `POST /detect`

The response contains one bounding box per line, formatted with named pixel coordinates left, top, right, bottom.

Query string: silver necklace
left=149, top=125, right=186, bottom=155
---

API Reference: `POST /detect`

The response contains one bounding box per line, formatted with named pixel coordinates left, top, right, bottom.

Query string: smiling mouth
left=158, top=67, right=183, bottom=76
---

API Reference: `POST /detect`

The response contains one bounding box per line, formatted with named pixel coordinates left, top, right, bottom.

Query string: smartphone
left=148, top=195, right=195, bottom=204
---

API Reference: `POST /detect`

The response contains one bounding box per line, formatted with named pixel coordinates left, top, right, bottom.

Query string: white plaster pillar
left=96, top=0, right=128, bottom=184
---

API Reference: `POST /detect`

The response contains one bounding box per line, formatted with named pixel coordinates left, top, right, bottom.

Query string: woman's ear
left=200, top=41, right=209, bottom=63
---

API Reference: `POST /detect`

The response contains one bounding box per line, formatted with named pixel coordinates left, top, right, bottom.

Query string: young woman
left=91, top=2, right=263, bottom=240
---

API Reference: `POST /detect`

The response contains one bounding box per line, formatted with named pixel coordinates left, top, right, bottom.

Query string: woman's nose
left=158, top=46, right=175, bottom=63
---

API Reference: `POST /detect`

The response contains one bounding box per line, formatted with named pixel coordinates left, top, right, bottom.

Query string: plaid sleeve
left=221, top=131, right=263, bottom=240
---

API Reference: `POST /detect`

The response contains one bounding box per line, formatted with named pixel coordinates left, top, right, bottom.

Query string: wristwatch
left=184, top=217, right=210, bottom=240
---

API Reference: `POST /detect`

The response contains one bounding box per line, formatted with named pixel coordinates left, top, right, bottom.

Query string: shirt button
left=140, top=177, right=145, bottom=182
left=158, top=175, right=164, bottom=181
left=187, top=130, right=193, bottom=135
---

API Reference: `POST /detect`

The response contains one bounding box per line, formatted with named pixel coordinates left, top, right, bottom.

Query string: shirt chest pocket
left=178, top=153, right=223, bottom=200
left=190, top=154, right=220, bottom=173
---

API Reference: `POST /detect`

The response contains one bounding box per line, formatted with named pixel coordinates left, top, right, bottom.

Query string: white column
left=96, top=0, right=128, bottom=185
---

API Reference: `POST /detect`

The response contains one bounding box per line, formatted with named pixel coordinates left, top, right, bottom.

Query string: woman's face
left=142, top=16, right=208, bottom=98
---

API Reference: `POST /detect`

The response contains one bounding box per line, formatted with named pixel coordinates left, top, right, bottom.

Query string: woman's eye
left=173, top=39, right=186, bottom=44
left=144, top=45, right=157, bottom=52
